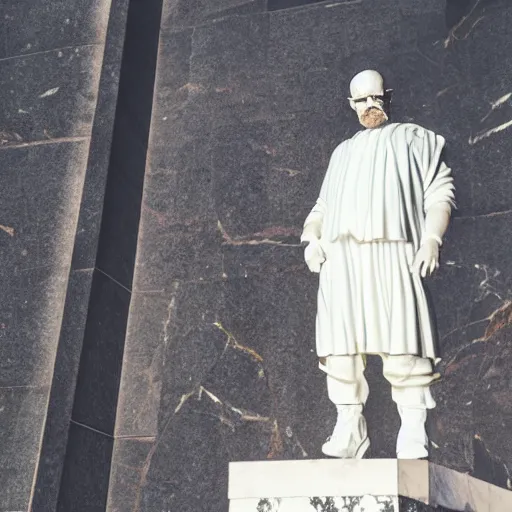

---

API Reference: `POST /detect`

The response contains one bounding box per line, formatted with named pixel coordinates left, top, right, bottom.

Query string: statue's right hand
left=304, top=239, right=326, bottom=273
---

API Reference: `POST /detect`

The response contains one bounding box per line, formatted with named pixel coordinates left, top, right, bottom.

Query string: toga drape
left=303, top=123, right=455, bottom=359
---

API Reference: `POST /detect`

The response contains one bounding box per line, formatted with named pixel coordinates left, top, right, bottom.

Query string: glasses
left=352, top=95, right=386, bottom=104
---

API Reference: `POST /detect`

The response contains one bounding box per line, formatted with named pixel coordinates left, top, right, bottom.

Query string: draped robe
left=303, top=123, right=455, bottom=359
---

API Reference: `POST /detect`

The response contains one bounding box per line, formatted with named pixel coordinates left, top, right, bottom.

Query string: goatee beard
left=359, top=107, right=388, bottom=129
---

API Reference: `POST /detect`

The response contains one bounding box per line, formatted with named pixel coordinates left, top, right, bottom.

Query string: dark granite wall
left=2, top=0, right=512, bottom=510
left=106, top=0, right=512, bottom=510
left=0, top=1, right=117, bottom=510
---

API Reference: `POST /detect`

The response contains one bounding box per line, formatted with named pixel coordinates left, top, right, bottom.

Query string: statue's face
left=351, top=95, right=388, bottom=129
left=348, top=70, right=389, bottom=129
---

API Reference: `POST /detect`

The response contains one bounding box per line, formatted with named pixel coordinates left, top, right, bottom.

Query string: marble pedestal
left=228, top=459, right=512, bottom=511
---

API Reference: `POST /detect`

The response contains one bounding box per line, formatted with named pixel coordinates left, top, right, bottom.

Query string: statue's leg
left=318, top=354, right=370, bottom=459
left=382, top=354, right=437, bottom=459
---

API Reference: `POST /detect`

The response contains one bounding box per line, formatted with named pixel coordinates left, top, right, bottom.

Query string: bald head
left=349, top=70, right=385, bottom=100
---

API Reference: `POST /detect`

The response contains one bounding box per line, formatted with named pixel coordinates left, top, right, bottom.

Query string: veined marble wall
left=103, top=0, right=512, bottom=510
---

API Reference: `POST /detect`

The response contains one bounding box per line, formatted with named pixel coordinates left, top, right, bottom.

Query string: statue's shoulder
left=393, top=123, right=431, bottom=146
left=338, top=130, right=364, bottom=148
left=349, top=129, right=365, bottom=140
left=332, top=139, right=349, bottom=155
left=397, top=122, right=442, bottom=138
left=394, top=122, right=425, bottom=135
left=400, top=123, right=446, bottom=146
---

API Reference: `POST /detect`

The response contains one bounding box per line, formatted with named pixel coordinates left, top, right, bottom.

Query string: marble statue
left=301, top=70, right=455, bottom=459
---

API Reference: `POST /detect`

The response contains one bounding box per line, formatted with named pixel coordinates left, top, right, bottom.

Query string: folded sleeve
left=410, top=126, right=456, bottom=212
left=301, top=145, right=342, bottom=242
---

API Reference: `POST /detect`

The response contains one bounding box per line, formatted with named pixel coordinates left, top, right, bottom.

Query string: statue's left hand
left=412, top=239, right=439, bottom=278
left=304, top=239, right=326, bottom=273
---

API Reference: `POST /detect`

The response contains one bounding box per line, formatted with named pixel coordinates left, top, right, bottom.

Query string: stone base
left=231, top=495, right=399, bottom=511
left=228, top=459, right=512, bottom=511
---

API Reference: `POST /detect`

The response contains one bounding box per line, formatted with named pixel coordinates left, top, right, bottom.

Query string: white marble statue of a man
left=301, top=70, right=455, bottom=459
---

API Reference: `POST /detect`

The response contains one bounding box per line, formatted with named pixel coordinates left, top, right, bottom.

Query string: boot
left=322, top=404, right=370, bottom=458
left=396, top=406, right=428, bottom=459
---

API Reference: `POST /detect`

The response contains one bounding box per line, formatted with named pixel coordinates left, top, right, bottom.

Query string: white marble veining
left=229, top=495, right=398, bottom=512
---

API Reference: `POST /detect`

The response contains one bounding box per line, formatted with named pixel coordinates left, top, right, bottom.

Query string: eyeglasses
left=352, top=95, right=386, bottom=103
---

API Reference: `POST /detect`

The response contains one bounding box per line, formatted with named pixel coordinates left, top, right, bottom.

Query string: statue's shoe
left=321, top=404, right=370, bottom=459
left=396, top=444, right=428, bottom=459
left=396, top=406, right=428, bottom=459
left=322, top=434, right=370, bottom=459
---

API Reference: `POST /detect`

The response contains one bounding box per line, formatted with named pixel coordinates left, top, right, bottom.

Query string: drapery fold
left=303, top=123, right=455, bottom=252
left=302, top=123, right=455, bottom=359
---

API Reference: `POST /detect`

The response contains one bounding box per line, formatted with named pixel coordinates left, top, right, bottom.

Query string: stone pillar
left=0, top=1, right=125, bottom=510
